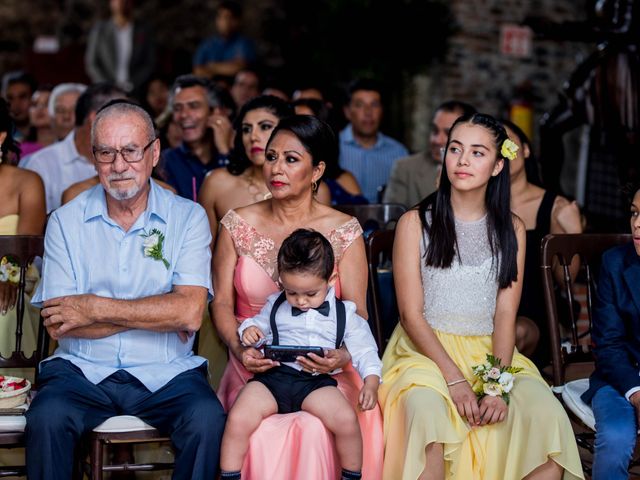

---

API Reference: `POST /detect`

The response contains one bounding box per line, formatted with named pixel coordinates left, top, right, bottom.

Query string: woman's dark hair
left=500, top=118, right=543, bottom=187
left=227, top=95, right=293, bottom=175
left=418, top=113, right=518, bottom=288
left=266, top=115, right=337, bottom=168
left=291, top=99, right=343, bottom=179
left=278, top=229, right=334, bottom=281
left=0, top=98, right=21, bottom=161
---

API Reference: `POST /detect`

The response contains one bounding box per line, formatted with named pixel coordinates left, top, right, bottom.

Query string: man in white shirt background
left=21, top=83, right=125, bottom=213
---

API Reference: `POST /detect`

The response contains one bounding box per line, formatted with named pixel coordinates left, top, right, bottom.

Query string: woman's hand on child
left=297, top=347, right=351, bottom=374
left=448, top=381, right=481, bottom=426
left=242, top=346, right=279, bottom=373
left=358, top=375, right=380, bottom=410
left=242, top=326, right=265, bottom=346
left=478, top=395, right=508, bottom=425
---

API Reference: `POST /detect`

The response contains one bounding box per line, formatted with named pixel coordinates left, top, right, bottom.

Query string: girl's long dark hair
left=227, top=95, right=293, bottom=175
left=418, top=113, right=518, bottom=288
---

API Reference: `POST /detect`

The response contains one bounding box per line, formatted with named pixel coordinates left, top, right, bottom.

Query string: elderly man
left=25, top=100, right=225, bottom=480
left=48, top=83, right=87, bottom=141
left=20, top=83, right=124, bottom=213
left=383, top=100, right=476, bottom=207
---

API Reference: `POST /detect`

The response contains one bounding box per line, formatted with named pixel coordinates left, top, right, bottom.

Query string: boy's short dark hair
left=277, top=229, right=334, bottom=281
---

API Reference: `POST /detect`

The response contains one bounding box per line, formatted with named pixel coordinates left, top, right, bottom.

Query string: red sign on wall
left=500, top=24, right=533, bottom=58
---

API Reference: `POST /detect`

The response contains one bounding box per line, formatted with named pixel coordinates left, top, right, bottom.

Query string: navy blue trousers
left=25, top=358, right=226, bottom=480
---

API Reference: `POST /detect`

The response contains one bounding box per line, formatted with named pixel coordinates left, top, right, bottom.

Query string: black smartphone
left=263, top=345, right=325, bottom=363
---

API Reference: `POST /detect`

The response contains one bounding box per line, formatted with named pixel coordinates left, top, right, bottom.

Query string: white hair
left=48, top=83, right=87, bottom=117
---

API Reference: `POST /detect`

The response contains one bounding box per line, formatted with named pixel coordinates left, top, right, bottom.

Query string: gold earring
left=311, top=180, right=318, bottom=192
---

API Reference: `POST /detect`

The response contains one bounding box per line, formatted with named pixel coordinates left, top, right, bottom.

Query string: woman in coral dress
left=379, top=113, right=583, bottom=480
left=212, top=115, right=383, bottom=479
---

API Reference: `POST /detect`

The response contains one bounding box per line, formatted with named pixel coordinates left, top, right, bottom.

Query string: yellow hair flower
left=501, top=138, right=519, bottom=160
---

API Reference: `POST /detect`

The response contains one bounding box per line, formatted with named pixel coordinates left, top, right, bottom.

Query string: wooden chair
left=365, top=229, right=398, bottom=351
left=87, top=333, right=201, bottom=479
left=336, top=203, right=407, bottom=234
left=0, top=235, right=48, bottom=477
left=541, top=232, right=632, bottom=474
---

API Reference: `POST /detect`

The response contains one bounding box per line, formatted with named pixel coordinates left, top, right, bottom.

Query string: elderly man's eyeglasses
left=92, top=139, right=156, bottom=164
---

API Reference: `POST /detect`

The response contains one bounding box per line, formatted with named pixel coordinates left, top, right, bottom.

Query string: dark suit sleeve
left=130, top=21, right=156, bottom=90
left=591, top=250, right=640, bottom=396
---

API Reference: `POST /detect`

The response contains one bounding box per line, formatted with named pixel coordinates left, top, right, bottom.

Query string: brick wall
left=407, top=0, right=592, bottom=153
left=1, top=0, right=593, bottom=163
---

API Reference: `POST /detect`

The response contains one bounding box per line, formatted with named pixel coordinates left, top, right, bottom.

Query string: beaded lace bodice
left=420, top=213, right=498, bottom=336
left=220, top=209, right=363, bottom=282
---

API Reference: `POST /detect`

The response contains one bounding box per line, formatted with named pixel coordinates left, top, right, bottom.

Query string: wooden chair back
left=366, top=229, right=397, bottom=351
left=0, top=235, right=48, bottom=476
left=541, top=233, right=632, bottom=386
left=336, top=203, right=406, bottom=233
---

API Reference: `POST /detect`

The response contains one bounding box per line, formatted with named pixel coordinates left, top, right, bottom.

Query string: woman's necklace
left=244, top=171, right=272, bottom=202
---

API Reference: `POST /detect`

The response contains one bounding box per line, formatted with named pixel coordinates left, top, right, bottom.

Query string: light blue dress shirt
left=32, top=180, right=213, bottom=392
left=339, top=124, right=409, bottom=203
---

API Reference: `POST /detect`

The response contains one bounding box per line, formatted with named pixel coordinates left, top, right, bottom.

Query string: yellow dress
left=379, top=215, right=583, bottom=480
left=0, top=214, right=40, bottom=382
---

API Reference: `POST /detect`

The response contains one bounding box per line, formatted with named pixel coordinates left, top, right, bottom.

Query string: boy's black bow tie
left=291, top=301, right=330, bottom=317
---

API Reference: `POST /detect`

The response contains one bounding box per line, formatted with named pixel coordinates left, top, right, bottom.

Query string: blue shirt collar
left=83, top=179, right=169, bottom=228
left=342, top=124, right=385, bottom=149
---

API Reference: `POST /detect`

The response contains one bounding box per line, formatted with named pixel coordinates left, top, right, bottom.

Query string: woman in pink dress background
left=212, top=115, right=383, bottom=479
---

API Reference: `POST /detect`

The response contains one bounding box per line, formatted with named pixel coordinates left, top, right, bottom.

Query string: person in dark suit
left=85, top=0, right=156, bottom=95
left=582, top=180, right=640, bottom=480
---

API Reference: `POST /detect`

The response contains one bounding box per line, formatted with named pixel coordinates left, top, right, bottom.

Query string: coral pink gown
left=218, top=210, right=383, bottom=480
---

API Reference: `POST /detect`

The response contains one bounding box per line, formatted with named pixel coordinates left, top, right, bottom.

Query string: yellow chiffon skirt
left=379, top=325, right=584, bottom=480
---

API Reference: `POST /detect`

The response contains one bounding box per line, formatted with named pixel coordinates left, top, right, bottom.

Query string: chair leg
left=91, top=438, right=103, bottom=480
left=112, top=445, right=136, bottom=480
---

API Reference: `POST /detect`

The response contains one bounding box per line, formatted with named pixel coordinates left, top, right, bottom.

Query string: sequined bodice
left=420, top=214, right=498, bottom=336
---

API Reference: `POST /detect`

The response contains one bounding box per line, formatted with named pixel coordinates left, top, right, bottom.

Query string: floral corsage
left=471, top=354, right=522, bottom=404
left=0, top=257, right=20, bottom=285
left=141, top=229, right=170, bottom=269
left=501, top=138, right=519, bottom=161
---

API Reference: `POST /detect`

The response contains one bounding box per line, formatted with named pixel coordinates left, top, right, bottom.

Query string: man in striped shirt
left=339, top=79, right=408, bottom=203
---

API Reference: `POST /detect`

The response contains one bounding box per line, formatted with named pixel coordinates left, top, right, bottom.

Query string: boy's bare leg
left=301, top=386, right=362, bottom=471
left=220, top=382, right=278, bottom=471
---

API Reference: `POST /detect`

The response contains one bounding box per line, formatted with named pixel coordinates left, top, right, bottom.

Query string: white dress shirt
left=238, top=287, right=382, bottom=380
left=20, top=131, right=96, bottom=213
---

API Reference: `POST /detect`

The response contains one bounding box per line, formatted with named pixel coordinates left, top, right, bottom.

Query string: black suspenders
left=269, top=291, right=346, bottom=349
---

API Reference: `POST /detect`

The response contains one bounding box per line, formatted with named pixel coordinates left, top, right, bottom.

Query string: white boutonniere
left=141, top=229, right=170, bottom=269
